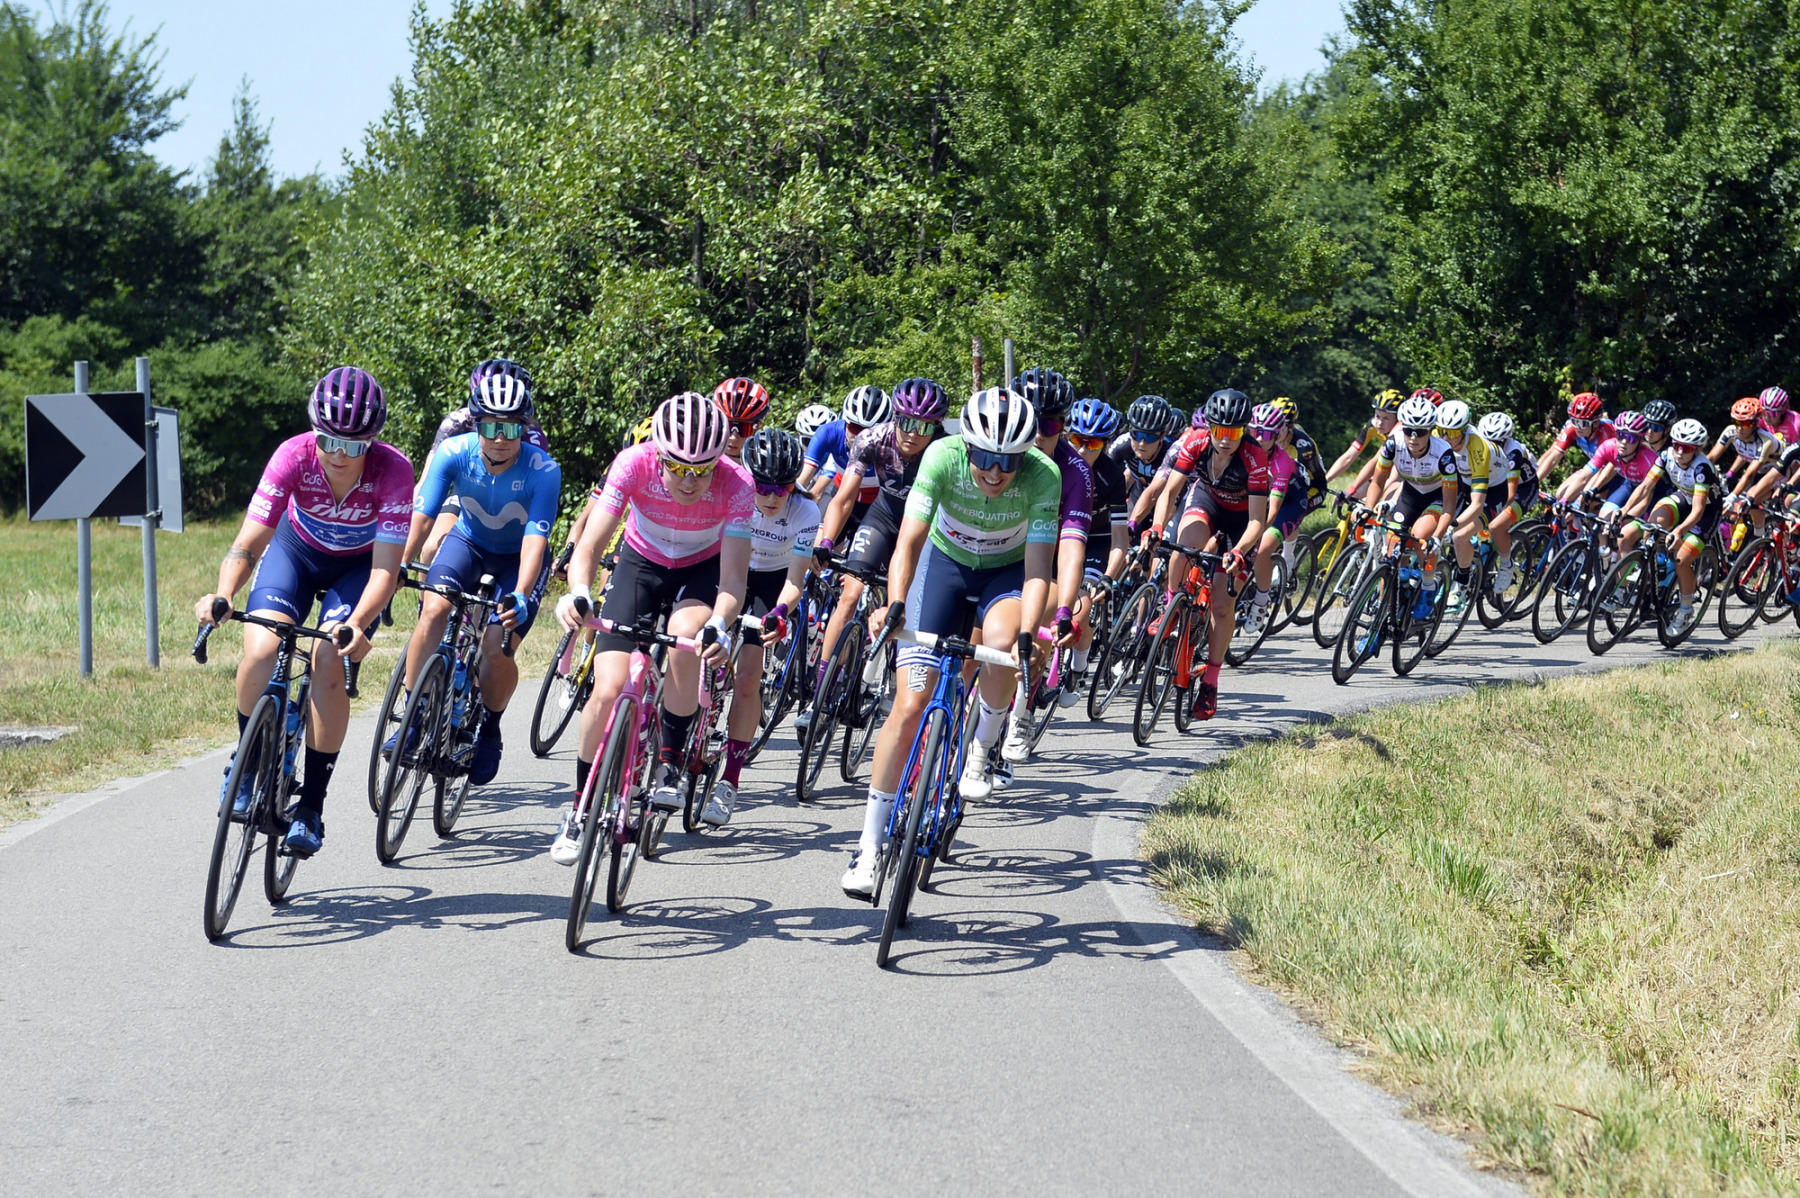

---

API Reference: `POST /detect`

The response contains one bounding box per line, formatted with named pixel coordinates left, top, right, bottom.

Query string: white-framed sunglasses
left=315, top=433, right=371, bottom=458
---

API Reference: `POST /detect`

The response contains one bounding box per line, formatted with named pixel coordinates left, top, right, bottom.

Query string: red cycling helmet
left=713, top=377, right=771, bottom=423
left=1730, top=396, right=1762, bottom=424
left=1568, top=392, right=1604, bottom=420
left=1408, top=387, right=1443, bottom=407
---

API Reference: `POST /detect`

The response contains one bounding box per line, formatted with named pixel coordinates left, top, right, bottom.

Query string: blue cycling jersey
left=804, top=420, right=853, bottom=473
left=415, top=433, right=562, bottom=554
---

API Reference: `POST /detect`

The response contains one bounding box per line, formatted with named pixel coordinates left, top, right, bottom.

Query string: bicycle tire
left=1502, top=527, right=1551, bottom=621
left=1586, top=553, right=1646, bottom=655
left=1332, top=565, right=1390, bottom=685
left=841, top=636, right=889, bottom=783
left=607, top=797, right=644, bottom=913
left=1278, top=533, right=1318, bottom=630
left=367, top=655, right=408, bottom=812
left=1424, top=555, right=1479, bottom=659
left=1090, top=581, right=1156, bottom=721
left=566, top=699, right=631, bottom=952
left=1312, top=541, right=1369, bottom=649
left=1391, top=566, right=1432, bottom=676
left=1762, top=538, right=1800, bottom=624
left=263, top=828, right=298, bottom=906
left=1133, top=594, right=1188, bottom=745
left=1295, top=524, right=1344, bottom=624
left=745, top=619, right=801, bottom=764
left=680, top=686, right=722, bottom=835
left=1718, top=536, right=1774, bottom=639
left=1226, top=557, right=1283, bottom=667
left=1172, top=599, right=1209, bottom=734
left=529, top=629, right=589, bottom=757
left=204, top=695, right=278, bottom=941
left=1474, top=546, right=1509, bottom=630
left=1532, top=540, right=1592, bottom=644
left=433, top=771, right=473, bottom=838
left=797, top=623, right=857, bottom=802
left=375, top=653, right=445, bottom=864
left=878, top=709, right=943, bottom=969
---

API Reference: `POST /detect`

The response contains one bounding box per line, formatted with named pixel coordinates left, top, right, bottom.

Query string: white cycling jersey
left=748, top=492, right=821, bottom=573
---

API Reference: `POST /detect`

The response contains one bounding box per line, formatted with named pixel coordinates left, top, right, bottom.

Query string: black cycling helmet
left=1164, top=406, right=1189, bottom=437
left=1641, top=399, right=1677, bottom=426
left=1203, top=388, right=1252, bottom=428
left=1128, top=395, right=1171, bottom=434
left=1012, top=366, right=1075, bottom=421
left=742, top=427, right=805, bottom=487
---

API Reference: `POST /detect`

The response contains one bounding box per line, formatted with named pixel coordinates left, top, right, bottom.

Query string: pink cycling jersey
left=597, top=442, right=754, bottom=568
left=247, top=433, right=414, bottom=555
left=1587, top=437, right=1655, bottom=486
left=1760, top=410, right=1800, bottom=445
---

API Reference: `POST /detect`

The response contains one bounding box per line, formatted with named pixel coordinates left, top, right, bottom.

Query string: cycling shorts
left=425, top=529, right=549, bottom=640
left=898, top=542, right=1024, bottom=672
left=247, top=516, right=371, bottom=626
left=845, top=492, right=903, bottom=578
left=594, top=541, right=721, bottom=654
left=1500, top=477, right=1539, bottom=519
left=1181, top=483, right=1250, bottom=550
left=1652, top=493, right=1722, bottom=549
left=1596, top=477, right=1635, bottom=511
left=745, top=566, right=787, bottom=618
left=1269, top=492, right=1309, bottom=540
left=1394, top=484, right=1444, bottom=526
left=1083, top=526, right=1116, bottom=574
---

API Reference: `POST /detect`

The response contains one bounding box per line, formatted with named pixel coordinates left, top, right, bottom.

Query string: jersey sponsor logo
left=462, top=495, right=532, bottom=530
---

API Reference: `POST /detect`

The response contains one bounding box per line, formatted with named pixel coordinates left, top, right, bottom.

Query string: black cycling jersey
left=1089, top=444, right=1131, bottom=526
left=1108, top=433, right=1161, bottom=494
left=1289, top=425, right=1329, bottom=505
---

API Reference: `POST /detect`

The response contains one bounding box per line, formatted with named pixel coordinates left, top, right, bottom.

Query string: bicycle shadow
left=214, top=884, right=564, bottom=949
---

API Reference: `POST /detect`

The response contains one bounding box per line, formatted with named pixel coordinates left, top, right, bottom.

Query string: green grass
left=0, top=516, right=560, bottom=828
left=1145, top=640, right=1800, bottom=1194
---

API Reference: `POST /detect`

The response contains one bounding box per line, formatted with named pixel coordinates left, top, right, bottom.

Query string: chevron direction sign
left=25, top=392, right=149, bottom=521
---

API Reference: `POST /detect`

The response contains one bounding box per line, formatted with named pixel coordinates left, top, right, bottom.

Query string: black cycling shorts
left=1180, top=481, right=1250, bottom=549
left=594, top=542, right=721, bottom=654
left=845, top=492, right=903, bottom=578
left=1395, top=484, right=1444, bottom=526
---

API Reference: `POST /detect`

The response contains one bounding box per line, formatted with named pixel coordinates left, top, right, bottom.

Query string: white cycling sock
left=1071, top=648, right=1089, bottom=673
left=973, top=699, right=1008, bottom=745
left=860, top=788, right=897, bottom=854
left=1253, top=588, right=1270, bottom=606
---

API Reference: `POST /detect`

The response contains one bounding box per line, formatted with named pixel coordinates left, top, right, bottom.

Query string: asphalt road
left=4, top=608, right=1784, bottom=1196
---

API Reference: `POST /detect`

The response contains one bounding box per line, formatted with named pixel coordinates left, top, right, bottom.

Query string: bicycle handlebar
left=890, top=628, right=1018, bottom=670
left=191, top=597, right=354, bottom=665
left=401, top=567, right=516, bottom=657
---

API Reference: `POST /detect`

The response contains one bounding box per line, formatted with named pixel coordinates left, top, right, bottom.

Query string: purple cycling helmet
left=890, top=377, right=950, bottom=422
left=309, top=367, right=386, bottom=439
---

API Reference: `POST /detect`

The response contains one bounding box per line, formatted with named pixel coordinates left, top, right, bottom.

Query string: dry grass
left=1145, top=640, right=1800, bottom=1195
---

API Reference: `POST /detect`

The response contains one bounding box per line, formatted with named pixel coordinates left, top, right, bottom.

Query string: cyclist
left=1327, top=388, right=1405, bottom=488
left=1363, top=395, right=1462, bottom=606
left=1241, top=402, right=1302, bottom=635
left=800, top=378, right=950, bottom=732
left=1065, top=398, right=1132, bottom=701
left=1434, top=400, right=1492, bottom=607
left=1576, top=410, right=1657, bottom=516
left=1117, top=396, right=1176, bottom=529
left=839, top=387, right=1057, bottom=896
left=396, top=368, right=561, bottom=786
left=1710, top=396, right=1783, bottom=542
left=1015, top=367, right=1092, bottom=655
left=1758, top=386, right=1798, bottom=445
left=1538, top=392, right=1616, bottom=499
left=795, top=403, right=836, bottom=444
left=1640, top=400, right=1676, bottom=456
left=194, top=368, right=412, bottom=857
left=715, top=376, right=772, bottom=462
left=798, top=385, right=890, bottom=506
left=714, top=428, right=819, bottom=826
left=416, top=360, right=552, bottom=567
left=1473, top=411, right=1540, bottom=593
left=1618, top=418, right=1719, bottom=634
left=1270, top=393, right=1331, bottom=558
left=549, top=392, right=752, bottom=864
left=1146, top=388, right=1270, bottom=721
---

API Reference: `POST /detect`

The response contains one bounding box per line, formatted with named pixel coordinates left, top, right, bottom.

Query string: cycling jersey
left=1587, top=438, right=1656, bottom=487
left=1377, top=432, right=1457, bottom=494
left=1552, top=418, right=1617, bottom=459
left=247, top=433, right=414, bottom=555
left=1088, top=446, right=1131, bottom=527
left=597, top=442, right=754, bottom=568
left=748, top=492, right=821, bottom=572
left=1167, top=429, right=1273, bottom=511
left=904, top=437, right=1061, bottom=570
left=1288, top=426, right=1329, bottom=505
left=1714, top=425, right=1782, bottom=471
left=1261, top=444, right=1298, bottom=508
left=1445, top=432, right=1501, bottom=492
left=1646, top=448, right=1722, bottom=501
left=1107, top=433, right=1162, bottom=499
left=1760, top=410, right=1800, bottom=445
left=843, top=423, right=928, bottom=501
left=415, top=433, right=562, bottom=554
left=1492, top=436, right=1538, bottom=486
left=1051, top=439, right=1095, bottom=543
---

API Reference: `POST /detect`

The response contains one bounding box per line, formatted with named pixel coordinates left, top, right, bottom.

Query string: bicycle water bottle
left=283, top=701, right=303, bottom=778
left=1730, top=520, right=1747, bottom=553
left=452, top=657, right=469, bottom=726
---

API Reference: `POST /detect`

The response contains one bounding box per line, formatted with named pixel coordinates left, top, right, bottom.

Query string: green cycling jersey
left=904, top=437, right=1061, bottom=570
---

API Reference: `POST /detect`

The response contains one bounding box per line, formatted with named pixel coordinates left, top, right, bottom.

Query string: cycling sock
left=1071, top=648, right=1089, bottom=673
left=480, top=706, right=503, bottom=734
left=236, top=710, right=249, bottom=737
left=658, top=709, right=696, bottom=765
left=1253, top=588, right=1270, bottom=606
left=297, top=748, right=338, bottom=816
left=860, top=788, right=897, bottom=853
left=1202, top=661, right=1222, bottom=688
left=723, top=738, right=750, bottom=786
left=973, top=699, right=1008, bottom=745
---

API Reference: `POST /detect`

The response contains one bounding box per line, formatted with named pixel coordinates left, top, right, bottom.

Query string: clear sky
left=81, top=0, right=1342, bottom=183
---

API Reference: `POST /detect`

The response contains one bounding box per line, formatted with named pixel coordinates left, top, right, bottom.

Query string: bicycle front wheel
left=745, top=620, right=801, bottom=764
left=205, top=694, right=279, bottom=941
left=1332, top=565, right=1390, bottom=685
left=797, top=624, right=858, bottom=802
left=1133, top=595, right=1188, bottom=745
left=376, top=653, right=445, bottom=864
left=1425, top=556, right=1479, bottom=659
left=1718, top=536, right=1774, bottom=639
left=530, top=629, right=590, bottom=757
left=1172, top=600, right=1210, bottom=734
left=1312, top=541, right=1369, bottom=649
left=1090, top=581, right=1156, bottom=721
left=566, top=699, right=633, bottom=952
left=1278, top=533, right=1318, bottom=630
left=1586, top=553, right=1646, bottom=656
left=1531, top=541, right=1590, bottom=644
left=842, top=636, right=891, bottom=783
left=877, top=709, right=944, bottom=969
left=367, top=655, right=408, bottom=812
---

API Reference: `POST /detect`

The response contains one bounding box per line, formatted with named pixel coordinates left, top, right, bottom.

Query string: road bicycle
left=1331, top=517, right=1470, bottom=684
left=1086, top=551, right=1161, bottom=721
left=1224, top=550, right=1287, bottom=666
left=1585, top=523, right=1701, bottom=654
left=192, top=598, right=353, bottom=941
left=1310, top=497, right=1384, bottom=649
left=1132, top=544, right=1229, bottom=745
left=676, top=614, right=764, bottom=837
left=744, top=567, right=832, bottom=763
left=374, top=568, right=514, bottom=863
left=796, top=555, right=893, bottom=802
left=1719, top=495, right=1800, bottom=635
left=528, top=551, right=620, bottom=758
left=1528, top=501, right=1618, bottom=644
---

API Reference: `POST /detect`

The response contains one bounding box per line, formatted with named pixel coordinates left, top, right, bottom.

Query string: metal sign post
left=74, top=361, right=92, bottom=679
left=972, top=336, right=983, bottom=394
left=1003, top=338, right=1015, bottom=388
left=137, top=358, right=160, bottom=667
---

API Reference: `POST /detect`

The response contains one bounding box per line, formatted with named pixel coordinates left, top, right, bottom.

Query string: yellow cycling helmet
left=1271, top=395, right=1299, bottom=424
left=1372, top=388, right=1405, bottom=412
left=622, top=415, right=655, bottom=449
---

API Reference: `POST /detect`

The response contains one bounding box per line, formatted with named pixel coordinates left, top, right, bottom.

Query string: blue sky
left=89, top=0, right=1344, bottom=182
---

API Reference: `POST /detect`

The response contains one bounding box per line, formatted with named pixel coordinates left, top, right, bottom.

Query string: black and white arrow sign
left=25, top=392, right=149, bottom=521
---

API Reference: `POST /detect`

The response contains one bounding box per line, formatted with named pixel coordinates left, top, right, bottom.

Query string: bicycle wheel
left=745, top=620, right=801, bottom=764
left=1025, top=646, right=1069, bottom=753
left=1277, top=533, right=1318, bottom=630
left=797, top=623, right=858, bottom=802
left=607, top=794, right=645, bottom=913
left=1332, top=565, right=1390, bottom=685
left=565, top=699, right=632, bottom=952
left=1763, top=538, right=1800, bottom=624
left=1390, top=567, right=1432, bottom=677
left=1425, top=555, right=1480, bottom=659
left=366, top=654, right=408, bottom=812
left=1172, top=600, right=1211, bottom=734
left=1089, top=581, right=1156, bottom=721
left=877, top=709, right=944, bottom=969
left=680, top=692, right=721, bottom=836
left=204, top=695, right=278, bottom=941
left=529, top=629, right=590, bottom=757
left=263, top=738, right=299, bottom=905
left=1294, top=525, right=1343, bottom=625
left=1718, top=536, right=1774, bottom=639
left=1312, top=541, right=1370, bottom=649
left=1133, top=595, right=1188, bottom=745
left=1226, top=558, right=1284, bottom=667
left=842, top=637, right=891, bottom=782
left=1532, top=541, right=1592, bottom=644
left=375, top=654, right=445, bottom=864
left=1502, top=526, right=1551, bottom=621
left=433, top=770, right=473, bottom=838
left=1586, top=553, right=1647, bottom=655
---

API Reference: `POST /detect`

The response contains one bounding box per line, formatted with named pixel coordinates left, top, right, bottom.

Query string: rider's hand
left=878, top=599, right=906, bottom=636
left=498, top=591, right=530, bottom=631
left=1053, top=605, right=1076, bottom=647
left=195, top=594, right=231, bottom=626
left=338, top=622, right=374, bottom=664
left=699, top=618, right=730, bottom=667
left=812, top=537, right=835, bottom=569
left=1015, top=630, right=1036, bottom=669
left=556, top=588, right=590, bottom=631
left=1222, top=549, right=1249, bottom=580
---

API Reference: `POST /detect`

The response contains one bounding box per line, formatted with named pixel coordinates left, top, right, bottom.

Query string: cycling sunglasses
left=1616, top=432, right=1642, bottom=445
left=1039, top=417, right=1063, bottom=437
left=1401, top=427, right=1434, bottom=440
left=477, top=419, right=525, bottom=441
left=315, top=433, right=371, bottom=458
left=1209, top=423, right=1245, bottom=442
left=754, top=480, right=792, bottom=497
left=660, top=456, right=717, bottom=479
left=895, top=416, right=940, bottom=436
left=846, top=423, right=868, bottom=440
left=1570, top=418, right=1596, bottom=431
left=967, top=446, right=1023, bottom=473
left=1645, top=422, right=1668, bottom=434
left=1129, top=428, right=1162, bottom=443
left=1068, top=432, right=1108, bottom=452
left=729, top=419, right=760, bottom=437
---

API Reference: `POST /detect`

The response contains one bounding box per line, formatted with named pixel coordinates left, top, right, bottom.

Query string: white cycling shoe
left=959, top=750, right=996, bottom=802
left=1057, top=674, right=1085, bottom=708
left=701, top=780, right=737, bottom=827
left=1000, top=720, right=1031, bottom=765
left=1493, top=564, right=1515, bottom=594
left=549, top=810, right=582, bottom=866
left=841, top=849, right=877, bottom=897
left=1240, top=601, right=1271, bottom=637
left=650, top=774, right=683, bottom=813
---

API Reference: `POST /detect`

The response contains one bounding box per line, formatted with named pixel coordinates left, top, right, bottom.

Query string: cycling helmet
left=1069, top=398, right=1123, bottom=440
left=621, top=415, right=655, bottom=450
left=469, top=358, right=531, bottom=402
left=1127, top=395, right=1171, bottom=434
left=471, top=370, right=533, bottom=419
left=713, top=377, right=771, bottom=423
left=1477, top=412, right=1515, bottom=443
left=1409, top=386, right=1444, bottom=407
left=1249, top=402, right=1287, bottom=438
left=1613, top=410, right=1648, bottom=437
left=1397, top=396, right=1437, bottom=431
left=1164, top=407, right=1189, bottom=437
left=1760, top=385, right=1790, bottom=415
left=1731, top=396, right=1762, bottom=424
left=1641, top=399, right=1677, bottom=425
left=1190, top=406, right=1210, bottom=430
left=1271, top=396, right=1299, bottom=425
left=1012, top=367, right=1075, bottom=420
left=1436, top=400, right=1472, bottom=432
left=742, top=428, right=805, bottom=486
left=1568, top=392, right=1604, bottom=420
left=890, top=377, right=950, bottom=421
left=1669, top=418, right=1708, bottom=448
left=841, top=384, right=891, bottom=427
left=795, top=403, right=835, bottom=441
left=961, top=387, right=1037, bottom=455
left=653, top=391, right=731, bottom=465
left=1203, top=388, right=1252, bottom=428
left=1372, top=388, right=1405, bottom=412
left=309, top=367, right=386, bottom=439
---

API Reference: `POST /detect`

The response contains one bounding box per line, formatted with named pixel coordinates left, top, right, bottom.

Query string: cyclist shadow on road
left=212, top=884, right=566, bottom=949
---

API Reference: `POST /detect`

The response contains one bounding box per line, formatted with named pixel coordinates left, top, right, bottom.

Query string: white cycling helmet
left=842, top=385, right=891, bottom=427
left=795, top=403, right=834, bottom=441
left=1477, top=411, right=1514, bottom=443
left=1397, top=396, right=1437, bottom=431
left=1435, top=399, right=1472, bottom=432
left=961, top=387, right=1037, bottom=455
left=652, top=391, right=730, bottom=465
left=472, top=371, right=533, bottom=419
left=1670, top=418, right=1708, bottom=448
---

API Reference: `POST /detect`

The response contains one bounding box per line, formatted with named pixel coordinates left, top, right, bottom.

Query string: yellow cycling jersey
left=1446, top=431, right=1501, bottom=491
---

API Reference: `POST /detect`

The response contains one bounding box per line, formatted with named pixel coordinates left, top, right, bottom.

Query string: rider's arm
left=1053, top=536, right=1086, bottom=629
left=1622, top=463, right=1662, bottom=517
left=1433, top=478, right=1459, bottom=539
left=1362, top=462, right=1392, bottom=509
left=815, top=463, right=865, bottom=549
left=566, top=503, right=623, bottom=604
left=336, top=541, right=403, bottom=659
left=1325, top=431, right=1367, bottom=481
left=1018, top=541, right=1055, bottom=657
left=201, top=513, right=279, bottom=622
left=1150, top=469, right=1189, bottom=533
left=882, top=513, right=931, bottom=621
left=1106, top=516, right=1131, bottom=578
left=1236, top=495, right=1268, bottom=558
left=711, top=536, right=750, bottom=627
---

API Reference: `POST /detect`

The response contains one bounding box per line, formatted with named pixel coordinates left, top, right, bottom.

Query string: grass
left=1145, top=640, right=1800, bottom=1196
left=0, top=516, right=559, bottom=828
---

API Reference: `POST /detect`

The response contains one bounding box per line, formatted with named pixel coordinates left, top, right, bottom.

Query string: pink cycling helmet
left=652, top=391, right=730, bottom=465
left=1760, top=385, right=1790, bottom=415
left=1613, top=409, right=1648, bottom=437
left=309, top=367, right=386, bottom=439
left=1249, top=402, right=1287, bottom=438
